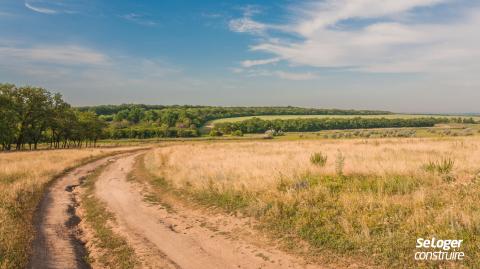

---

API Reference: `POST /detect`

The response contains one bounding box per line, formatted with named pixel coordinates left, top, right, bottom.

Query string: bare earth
left=94, top=153, right=321, bottom=269
left=29, top=156, right=115, bottom=269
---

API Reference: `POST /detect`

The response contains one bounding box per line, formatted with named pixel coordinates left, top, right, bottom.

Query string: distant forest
left=1, top=83, right=476, bottom=150
left=213, top=117, right=448, bottom=134
left=75, top=105, right=393, bottom=139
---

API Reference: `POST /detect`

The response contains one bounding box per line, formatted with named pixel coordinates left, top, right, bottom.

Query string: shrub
left=423, top=157, right=455, bottom=181
left=209, top=129, right=223, bottom=137
left=310, top=152, right=328, bottom=167
left=232, top=130, right=243, bottom=137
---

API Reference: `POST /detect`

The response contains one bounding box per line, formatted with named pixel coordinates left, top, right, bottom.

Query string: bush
left=232, top=130, right=243, bottom=137
left=423, top=157, right=455, bottom=181
left=310, top=152, right=328, bottom=167
left=209, top=129, right=223, bottom=137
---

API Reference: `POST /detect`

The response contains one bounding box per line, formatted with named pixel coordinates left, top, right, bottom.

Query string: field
left=143, top=137, right=480, bottom=268
left=0, top=147, right=138, bottom=268
left=206, top=114, right=480, bottom=125
left=2, top=129, right=480, bottom=268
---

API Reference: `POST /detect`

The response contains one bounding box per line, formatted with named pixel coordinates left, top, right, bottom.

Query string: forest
left=213, top=117, right=451, bottom=134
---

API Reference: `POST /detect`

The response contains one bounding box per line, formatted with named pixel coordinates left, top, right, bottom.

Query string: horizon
left=1, top=0, right=479, bottom=113
left=74, top=102, right=479, bottom=116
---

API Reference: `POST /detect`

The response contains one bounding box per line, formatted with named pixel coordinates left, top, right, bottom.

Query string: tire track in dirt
left=29, top=150, right=144, bottom=269
left=29, top=156, right=115, bottom=269
left=94, top=153, right=322, bottom=269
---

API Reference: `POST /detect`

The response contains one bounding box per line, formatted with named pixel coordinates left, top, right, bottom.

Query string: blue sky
left=0, top=0, right=479, bottom=113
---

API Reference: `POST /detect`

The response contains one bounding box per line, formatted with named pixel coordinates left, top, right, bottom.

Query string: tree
left=0, top=84, right=17, bottom=150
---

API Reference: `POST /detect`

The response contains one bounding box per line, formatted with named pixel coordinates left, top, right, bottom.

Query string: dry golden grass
left=0, top=147, right=137, bottom=269
left=146, top=138, right=480, bottom=189
left=145, top=137, right=480, bottom=268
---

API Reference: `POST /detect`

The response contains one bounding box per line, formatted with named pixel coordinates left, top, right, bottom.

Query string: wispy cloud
left=0, top=45, right=109, bottom=66
left=234, top=67, right=317, bottom=80
left=121, top=13, right=158, bottom=27
left=25, top=2, right=57, bottom=14
left=228, top=4, right=272, bottom=35
left=0, top=11, right=11, bottom=17
left=229, top=17, right=266, bottom=34
left=274, top=71, right=317, bottom=80
left=241, top=57, right=281, bottom=68
left=230, top=0, right=480, bottom=76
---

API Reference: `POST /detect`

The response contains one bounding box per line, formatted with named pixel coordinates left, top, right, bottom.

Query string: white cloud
left=229, top=17, right=266, bottom=34
left=274, top=71, right=317, bottom=80
left=228, top=4, right=278, bottom=35
left=294, top=0, right=448, bottom=37
left=241, top=57, right=281, bottom=68
left=0, top=45, right=108, bottom=66
left=121, top=13, right=157, bottom=27
left=235, top=68, right=317, bottom=80
left=231, top=0, right=480, bottom=76
left=25, top=2, right=57, bottom=14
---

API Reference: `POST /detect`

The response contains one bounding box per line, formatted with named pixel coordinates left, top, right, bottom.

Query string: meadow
left=143, top=137, right=480, bottom=268
left=206, top=114, right=480, bottom=125
left=0, top=147, right=136, bottom=268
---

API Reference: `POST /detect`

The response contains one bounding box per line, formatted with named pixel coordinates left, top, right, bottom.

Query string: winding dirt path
left=29, top=155, right=116, bottom=269
left=95, top=153, right=321, bottom=269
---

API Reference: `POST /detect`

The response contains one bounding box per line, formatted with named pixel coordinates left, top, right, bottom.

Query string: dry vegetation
left=144, top=137, right=480, bottom=268
left=0, top=147, right=136, bottom=269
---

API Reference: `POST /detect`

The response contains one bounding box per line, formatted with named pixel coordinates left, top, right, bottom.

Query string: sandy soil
left=94, top=153, right=322, bottom=269
left=29, top=156, right=115, bottom=269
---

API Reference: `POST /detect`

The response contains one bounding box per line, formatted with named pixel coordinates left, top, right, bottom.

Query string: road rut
left=29, top=156, right=115, bottom=269
left=95, top=153, right=320, bottom=269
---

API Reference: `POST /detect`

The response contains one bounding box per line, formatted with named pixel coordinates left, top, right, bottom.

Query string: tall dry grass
left=0, top=148, right=135, bottom=269
left=146, top=138, right=480, bottom=189
left=144, top=137, right=480, bottom=268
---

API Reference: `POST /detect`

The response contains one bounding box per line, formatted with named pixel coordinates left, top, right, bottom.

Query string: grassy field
left=206, top=114, right=480, bottom=125
left=0, top=147, right=137, bottom=269
left=143, top=137, right=480, bottom=268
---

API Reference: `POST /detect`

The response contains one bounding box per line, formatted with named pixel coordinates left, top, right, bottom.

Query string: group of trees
left=0, top=84, right=104, bottom=150
left=78, top=104, right=393, bottom=128
left=213, top=117, right=449, bottom=134
left=4, top=82, right=477, bottom=150
left=75, top=104, right=394, bottom=139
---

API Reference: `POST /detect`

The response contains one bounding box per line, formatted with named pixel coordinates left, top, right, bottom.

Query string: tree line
left=78, top=104, right=394, bottom=139
left=80, top=104, right=393, bottom=127
left=4, top=83, right=475, bottom=149
left=213, top=117, right=451, bottom=134
left=0, top=84, right=104, bottom=150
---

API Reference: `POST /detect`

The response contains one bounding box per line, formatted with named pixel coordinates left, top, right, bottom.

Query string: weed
left=310, top=152, right=328, bottom=167
left=423, top=157, right=455, bottom=176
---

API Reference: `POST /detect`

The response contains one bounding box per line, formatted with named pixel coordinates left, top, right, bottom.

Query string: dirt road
left=94, top=153, right=319, bottom=269
left=29, top=155, right=115, bottom=269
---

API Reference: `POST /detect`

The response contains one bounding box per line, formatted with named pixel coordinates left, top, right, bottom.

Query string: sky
left=0, top=0, right=479, bottom=113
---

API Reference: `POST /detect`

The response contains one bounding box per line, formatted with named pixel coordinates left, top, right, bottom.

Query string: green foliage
left=232, top=130, right=243, bottom=136
left=215, top=117, right=446, bottom=134
left=423, top=157, right=455, bottom=182
left=0, top=83, right=105, bottom=150
left=310, top=152, right=328, bottom=167
left=209, top=129, right=223, bottom=137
